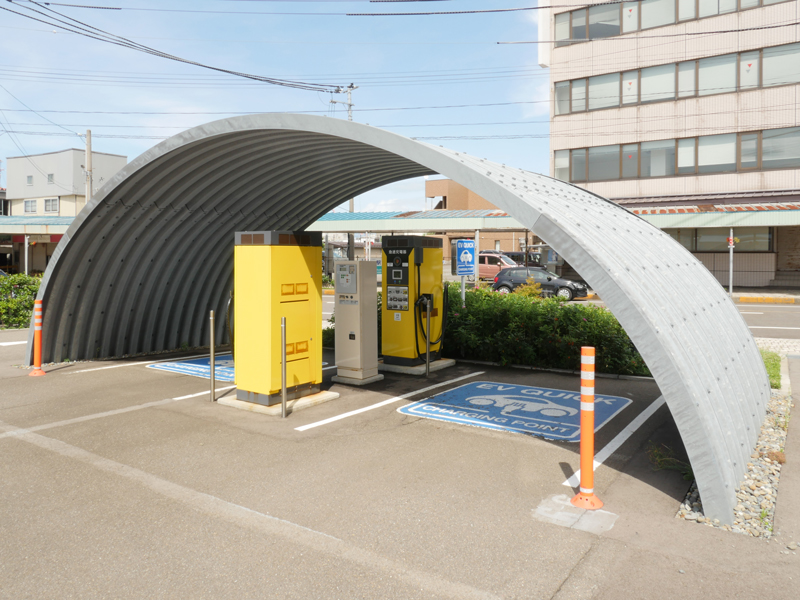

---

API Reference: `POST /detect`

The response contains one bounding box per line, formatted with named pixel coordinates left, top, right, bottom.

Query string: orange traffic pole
left=29, top=300, right=46, bottom=377
left=571, top=346, right=602, bottom=509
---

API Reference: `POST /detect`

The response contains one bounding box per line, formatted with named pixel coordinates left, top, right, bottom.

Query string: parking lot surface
left=1, top=331, right=797, bottom=599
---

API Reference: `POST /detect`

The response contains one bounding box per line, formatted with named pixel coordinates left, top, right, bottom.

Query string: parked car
left=502, top=251, right=542, bottom=266
left=478, top=253, right=518, bottom=280
left=491, top=266, right=588, bottom=301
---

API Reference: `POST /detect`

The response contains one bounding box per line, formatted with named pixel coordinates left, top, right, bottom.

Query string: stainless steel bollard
left=209, top=310, right=216, bottom=401
left=281, top=317, right=287, bottom=418
left=425, top=297, right=431, bottom=378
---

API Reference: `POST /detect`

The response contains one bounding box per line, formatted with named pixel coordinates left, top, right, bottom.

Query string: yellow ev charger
left=381, top=235, right=448, bottom=366
left=233, top=231, right=323, bottom=406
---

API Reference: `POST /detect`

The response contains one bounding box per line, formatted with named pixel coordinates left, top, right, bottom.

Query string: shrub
left=0, top=274, right=41, bottom=329
left=443, top=286, right=650, bottom=376
left=515, top=277, right=543, bottom=299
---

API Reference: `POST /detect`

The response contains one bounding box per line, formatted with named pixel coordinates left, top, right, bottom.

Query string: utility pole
left=331, top=84, right=359, bottom=259
left=85, top=130, right=93, bottom=204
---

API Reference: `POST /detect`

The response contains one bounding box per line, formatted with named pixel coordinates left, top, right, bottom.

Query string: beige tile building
left=539, top=0, right=800, bottom=286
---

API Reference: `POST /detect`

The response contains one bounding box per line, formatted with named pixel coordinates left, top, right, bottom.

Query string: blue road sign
left=455, top=239, right=476, bottom=276
left=397, top=381, right=631, bottom=441
left=147, top=354, right=235, bottom=382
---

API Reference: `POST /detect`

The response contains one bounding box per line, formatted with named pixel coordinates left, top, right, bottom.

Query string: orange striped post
left=29, top=300, right=46, bottom=377
left=571, top=346, right=602, bottom=509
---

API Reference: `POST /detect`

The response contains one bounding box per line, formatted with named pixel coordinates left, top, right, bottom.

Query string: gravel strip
left=676, top=389, right=792, bottom=540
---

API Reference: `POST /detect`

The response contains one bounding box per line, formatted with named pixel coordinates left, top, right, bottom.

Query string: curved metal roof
left=32, top=113, right=769, bottom=524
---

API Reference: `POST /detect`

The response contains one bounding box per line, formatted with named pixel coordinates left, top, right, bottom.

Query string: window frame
left=553, top=127, right=800, bottom=184
left=44, top=197, right=59, bottom=213
left=552, top=0, right=791, bottom=46
left=553, top=43, right=800, bottom=118
left=24, top=199, right=37, bottom=214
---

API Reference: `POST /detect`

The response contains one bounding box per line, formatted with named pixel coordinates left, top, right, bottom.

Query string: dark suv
left=492, top=267, right=588, bottom=301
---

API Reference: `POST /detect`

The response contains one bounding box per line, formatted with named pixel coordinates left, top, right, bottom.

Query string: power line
left=1, top=1, right=342, bottom=93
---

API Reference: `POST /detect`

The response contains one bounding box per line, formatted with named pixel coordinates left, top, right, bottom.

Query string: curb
left=737, top=296, right=796, bottom=304
left=454, top=358, right=655, bottom=381
left=323, top=289, right=335, bottom=296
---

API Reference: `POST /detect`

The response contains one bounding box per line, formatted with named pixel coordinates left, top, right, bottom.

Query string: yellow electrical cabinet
left=234, top=231, right=322, bottom=406
left=381, top=236, right=446, bottom=366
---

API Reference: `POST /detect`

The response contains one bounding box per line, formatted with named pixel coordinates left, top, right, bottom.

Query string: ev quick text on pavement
left=397, top=381, right=631, bottom=441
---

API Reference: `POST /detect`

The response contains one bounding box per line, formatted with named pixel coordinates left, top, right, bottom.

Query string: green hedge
left=0, top=274, right=41, bottom=329
left=443, top=286, right=650, bottom=376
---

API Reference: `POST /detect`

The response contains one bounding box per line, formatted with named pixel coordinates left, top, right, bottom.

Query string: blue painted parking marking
left=147, top=354, right=235, bottom=382
left=397, top=381, right=631, bottom=441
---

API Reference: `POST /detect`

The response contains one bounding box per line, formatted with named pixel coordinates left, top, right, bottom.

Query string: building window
left=641, top=140, right=675, bottom=177
left=622, top=70, right=639, bottom=104
left=678, top=0, right=696, bottom=20
left=571, top=149, right=587, bottom=182
left=588, top=145, right=620, bottom=181
left=698, top=54, right=737, bottom=96
left=47, top=174, right=54, bottom=184
left=641, top=0, right=675, bottom=30
left=554, top=0, right=791, bottom=45
left=588, top=73, right=620, bottom=110
left=677, top=61, right=696, bottom=97
left=554, top=12, right=570, bottom=47
left=641, top=64, right=675, bottom=103
left=554, top=150, right=570, bottom=181
left=44, top=198, right=59, bottom=213
left=762, top=43, right=800, bottom=88
left=495, top=241, right=501, bottom=251
left=572, top=9, right=587, bottom=42
left=588, top=4, right=620, bottom=39
left=739, top=51, right=760, bottom=90
left=677, top=138, right=696, bottom=174
left=24, top=200, right=37, bottom=213
left=761, top=127, right=800, bottom=170
left=26, top=176, right=33, bottom=186
left=554, top=82, right=570, bottom=115
left=622, top=2, right=639, bottom=33
left=554, top=42, right=800, bottom=115
left=698, top=134, right=737, bottom=173
left=622, top=144, right=639, bottom=178
left=739, top=133, right=759, bottom=169
left=553, top=127, right=796, bottom=183
left=571, top=79, right=587, bottom=112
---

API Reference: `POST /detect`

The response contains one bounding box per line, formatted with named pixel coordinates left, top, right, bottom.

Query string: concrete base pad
left=378, top=358, right=456, bottom=375
left=331, top=373, right=385, bottom=386
left=217, top=389, right=340, bottom=416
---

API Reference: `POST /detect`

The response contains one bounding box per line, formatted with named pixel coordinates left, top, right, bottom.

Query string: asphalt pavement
left=1, top=325, right=798, bottom=598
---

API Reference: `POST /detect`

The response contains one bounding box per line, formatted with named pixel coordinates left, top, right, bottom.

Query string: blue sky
left=0, top=0, right=550, bottom=212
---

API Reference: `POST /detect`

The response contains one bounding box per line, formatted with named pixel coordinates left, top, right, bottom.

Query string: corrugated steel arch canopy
left=33, top=113, right=769, bottom=524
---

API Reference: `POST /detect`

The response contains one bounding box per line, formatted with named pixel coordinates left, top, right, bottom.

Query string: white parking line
left=748, top=326, right=800, bottom=330
left=0, top=340, right=27, bottom=347
left=738, top=311, right=763, bottom=315
left=69, top=352, right=212, bottom=374
left=563, top=395, right=666, bottom=488
left=0, top=385, right=237, bottom=441
left=295, top=372, right=485, bottom=432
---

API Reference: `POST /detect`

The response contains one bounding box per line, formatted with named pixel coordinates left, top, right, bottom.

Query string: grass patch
left=645, top=442, right=694, bottom=481
left=760, top=349, right=781, bottom=389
